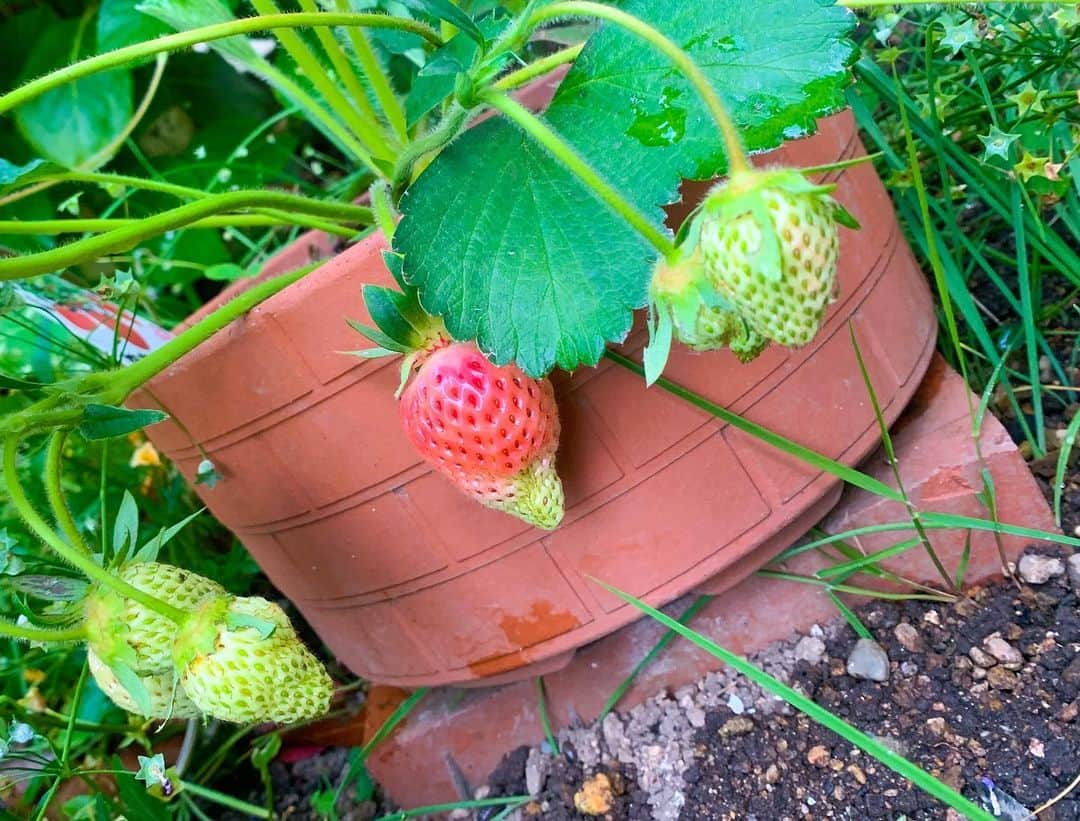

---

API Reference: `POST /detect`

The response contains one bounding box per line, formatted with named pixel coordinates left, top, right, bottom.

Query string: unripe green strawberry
left=173, top=595, right=333, bottom=725
left=399, top=341, right=564, bottom=529
left=698, top=168, right=857, bottom=347
left=649, top=253, right=767, bottom=357
left=85, top=562, right=225, bottom=675
left=87, top=648, right=201, bottom=719
left=643, top=252, right=768, bottom=384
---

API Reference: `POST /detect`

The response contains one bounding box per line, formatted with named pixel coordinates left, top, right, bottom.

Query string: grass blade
left=599, top=594, right=712, bottom=722
left=592, top=578, right=994, bottom=821
left=359, top=687, right=429, bottom=760
left=603, top=350, right=904, bottom=502
left=536, top=677, right=560, bottom=755
left=1053, top=410, right=1080, bottom=526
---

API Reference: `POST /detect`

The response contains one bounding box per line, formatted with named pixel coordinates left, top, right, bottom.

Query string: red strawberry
left=399, top=342, right=563, bottom=529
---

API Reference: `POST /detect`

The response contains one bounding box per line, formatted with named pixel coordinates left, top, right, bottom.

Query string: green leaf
left=396, top=119, right=653, bottom=375
left=6, top=575, right=90, bottom=601
left=112, top=491, right=140, bottom=564
left=136, top=0, right=264, bottom=67
left=78, top=404, right=169, bottom=440
left=225, top=612, right=277, bottom=639
left=405, top=30, right=481, bottom=127
left=396, top=0, right=855, bottom=374
left=14, top=20, right=133, bottom=169
left=134, top=508, right=205, bottom=565
left=398, top=0, right=486, bottom=45
left=97, top=0, right=172, bottom=54
left=0, top=158, right=61, bottom=195
left=110, top=662, right=153, bottom=717
left=204, top=263, right=247, bottom=282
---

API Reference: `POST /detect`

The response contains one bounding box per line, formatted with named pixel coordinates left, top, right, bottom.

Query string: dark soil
left=482, top=552, right=1079, bottom=820
left=680, top=562, right=1079, bottom=820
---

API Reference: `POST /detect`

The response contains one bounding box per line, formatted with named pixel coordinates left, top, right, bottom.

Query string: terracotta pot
left=133, top=109, right=936, bottom=688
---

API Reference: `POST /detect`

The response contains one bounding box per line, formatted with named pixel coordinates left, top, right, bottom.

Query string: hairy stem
left=251, top=0, right=390, bottom=161
left=335, top=0, right=409, bottom=143
left=0, top=192, right=369, bottom=280
left=527, top=1, right=750, bottom=174
left=2, top=437, right=188, bottom=624
left=492, top=44, right=584, bottom=92
left=109, top=266, right=315, bottom=397
left=0, top=618, right=86, bottom=644
left=44, top=431, right=93, bottom=558
left=1, top=172, right=360, bottom=238
left=0, top=215, right=359, bottom=239
left=391, top=104, right=470, bottom=196
left=0, top=13, right=442, bottom=118
left=297, top=0, right=392, bottom=151
left=480, top=90, right=676, bottom=260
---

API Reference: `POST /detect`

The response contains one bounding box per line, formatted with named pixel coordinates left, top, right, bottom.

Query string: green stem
left=180, top=781, right=271, bottom=819
left=335, top=0, right=409, bottom=143
left=0, top=13, right=442, bottom=118
left=2, top=437, right=187, bottom=624
left=251, top=0, right=390, bottom=161
left=109, top=266, right=314, bottom=397
left=297, top=0, right=392, bottom=151
left=44, top=431, right=93, bottom=558
left=391, top=104, right=470, bottom=195
left=0, top=215, right=358, bottom=236
left=527, top=1, right=750, bottom=174
left=492, top=44, right=584, bottom=92
left=0, top=618, right=86, bottom=644
left=0, top=191, right=369, bottom=280
left=480, top=89, right=676, bottom=260
left=60, top=660, right=89, bottom=770
left=1, top=172, right=360, bottom=238
left=370, top=181, right=397, bottom=241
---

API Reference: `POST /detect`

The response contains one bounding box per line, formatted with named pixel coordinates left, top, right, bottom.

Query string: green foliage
left=15, top=17, right=133, bottom=169
left=396, top=0, right=856, bottom=374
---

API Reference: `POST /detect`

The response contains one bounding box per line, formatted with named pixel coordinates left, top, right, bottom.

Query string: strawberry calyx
left=171, top=594, right=232, bottom=673
left=346, top=252, right=451, bottom=396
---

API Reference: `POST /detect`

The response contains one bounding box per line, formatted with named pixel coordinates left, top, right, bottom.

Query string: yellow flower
left=130, top=441, right=162, bottom=468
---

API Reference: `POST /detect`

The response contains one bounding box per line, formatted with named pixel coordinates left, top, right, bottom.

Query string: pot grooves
left=133, top=110, right=936, bottom=688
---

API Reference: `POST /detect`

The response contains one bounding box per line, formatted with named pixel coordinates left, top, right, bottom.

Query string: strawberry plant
left=3, top=0, right=1071, bottom=816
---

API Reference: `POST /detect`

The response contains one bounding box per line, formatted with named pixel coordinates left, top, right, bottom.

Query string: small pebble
left=794, top=635, right=827, bottom=666
left=1058, top=701, right=1078, bottom=722
left=718, top=717, right=755, bottom=737
left=807, top=745, right=831, bottom=766
left=686, top=706, right=706, bottom=729
left=846, top=638, right=890, bottom=682
left=1062, top=655, right=1080, bottom=686
left=1017, top=554, right=1064, bottom=584
left=1029, top=738, right=1045, bottom=758
left=987, top=666, right=1018, bottom=690
left=847, top=764, right=867, bottom=785
left=765, top=764, right=781, bottom=784
left=968, top=646, right=997, bottom=668
left=983, top=635, right=1024, bottom=669
left=894, top=622, right=924, bottom=653
left=726, top=694, right=745, bottom=715
left=1067, top=553, right=1080, bottom=593
left=923, top=610, right=941, bottom=626
left=926, top=717, right=947, bottom=736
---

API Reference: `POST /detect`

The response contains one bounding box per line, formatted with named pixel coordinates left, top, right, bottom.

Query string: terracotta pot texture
left=134, top=109, right=937, bottom=688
